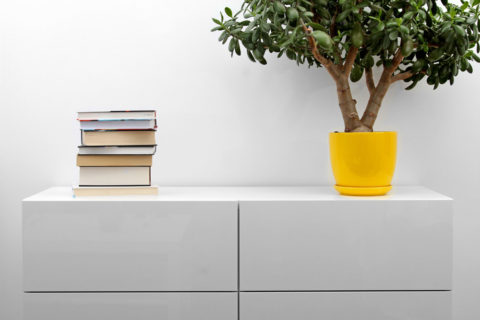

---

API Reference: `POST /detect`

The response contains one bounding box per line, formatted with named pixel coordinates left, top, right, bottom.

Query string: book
left=77, top=155, right=152, bottom=166
left=77, top=110, right=156, bottom=121
left=79, top=167, right=151, bottom=186
left=73, top=186, right=158, bottom=196
left=80, top=119, right=156, bottom=130
left=78, top=145, right=156, bottom=155
left=81, top=130, right=156, bottom=146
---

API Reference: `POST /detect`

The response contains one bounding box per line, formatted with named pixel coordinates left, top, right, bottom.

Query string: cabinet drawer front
left=241, top=291, right=450, bottom=320
left=25, top=293, right=237, bottom=320
left=23, top=201, right=237, bottom=291
left=240, top=201, right=452, bottom=290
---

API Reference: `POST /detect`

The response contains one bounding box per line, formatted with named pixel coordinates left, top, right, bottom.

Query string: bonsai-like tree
left=212, top=0, right=480, bottom=132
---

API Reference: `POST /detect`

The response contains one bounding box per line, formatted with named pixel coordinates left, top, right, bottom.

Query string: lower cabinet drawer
left=240, top=291, right=451, bottom=320
left=24, top=292, right=237, bottom=320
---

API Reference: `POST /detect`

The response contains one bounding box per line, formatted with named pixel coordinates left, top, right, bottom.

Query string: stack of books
left=73, top=110, right=158, bottom=196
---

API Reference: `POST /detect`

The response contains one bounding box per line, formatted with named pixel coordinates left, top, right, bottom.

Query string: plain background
left=1, top=0, right=479, bottom=319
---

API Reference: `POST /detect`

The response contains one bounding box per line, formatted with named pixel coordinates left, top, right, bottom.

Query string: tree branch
left=343, top=46, right=358, bottom=76
left=360, top=49, right=406, bottom=129
left=330, top=7, right=338, bottom=36
left=391, top=71, right=414, bottom=83
left=365, top=67, right=375, bottom=94
left=301, top=24, right=341, bottom=79
left=391, top=49, right=405, bottom=72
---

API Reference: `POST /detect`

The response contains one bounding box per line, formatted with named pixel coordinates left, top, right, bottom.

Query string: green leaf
left=453, top=25, right=466, bottom=37
left=212, top=18, right=222, bottom=25
left=350, top=65, right=364, bottom=82
left=399, top=25, right=409, bottom=35
left=429, top=48, right=444, bottom=61
left=273, top=1, right=286, bottom=14
left=403, top=12, right=414, bottom=21
left=373, top=21, right=385, bottom=32
left=235, top=40, right=241, bottom=55
left=225, top=7, right=233, bottom=18
left=286, top=49, right=296, bottom=60
left=253, top=48, right=265, bottom=60
left=303, top=12, right=314, bottom=18
left=312, top=30, right=333, bottom=50
left=247, top=50, right=256, bottom=62
left=405, top=81, right=418, bottom=90
left=401, top=38, right=414, bottom=57
left=467, top=62, right=473, bottom=73
left=351, top=23, right=364, bottom=47
left=412, top=59, right=425, bottom=72
left=228, top=38, right=236, bottom=52
left=218, top=31, right=228, bottom=42
left=336, top=10, right=351, bottom=23
left=389, top=31, right=398, bottom=41
left=286, top=7, right=299, bottom=22
left=261, top=22, right=270, bottom=33
left=472, top=52, right=480, bottom=62
left=252, top=29, right=260, bottom=42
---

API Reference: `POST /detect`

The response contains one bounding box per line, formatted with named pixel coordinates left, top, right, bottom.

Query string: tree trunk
left=335, top=76, right=372, bottom=132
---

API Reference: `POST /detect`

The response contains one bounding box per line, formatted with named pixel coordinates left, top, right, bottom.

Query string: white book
left=77, top=110, right=156, bottom=121
left=78, top=145, right=156, bottom=155
left=79, top=167, right=151, bottom=186
left=80, top=119, right=156, bottom=130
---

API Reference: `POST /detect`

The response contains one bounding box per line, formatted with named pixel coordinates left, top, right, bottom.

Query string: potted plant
left=212, top=0, right=480, bottom=195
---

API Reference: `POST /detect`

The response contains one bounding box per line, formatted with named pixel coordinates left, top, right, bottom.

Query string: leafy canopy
left=212, top=0, right=480, bottom=90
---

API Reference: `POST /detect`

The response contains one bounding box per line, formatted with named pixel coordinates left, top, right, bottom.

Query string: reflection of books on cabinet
left=75, top=110, right=158, bottom=196
left=72, top=186, right=159, bottom=196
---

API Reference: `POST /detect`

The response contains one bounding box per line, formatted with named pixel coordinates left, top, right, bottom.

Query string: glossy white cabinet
left=25, top=293, right=237, bottom=320
left=240, top=291, right=451, bottom=320
left=23, top=200, right=237, bottom=291
left=240, top=196, right=452, bottom=291
left=23, top=186, right=452, bottom=320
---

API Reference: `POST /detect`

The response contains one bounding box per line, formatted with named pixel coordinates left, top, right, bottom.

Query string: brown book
left=81, top=130, right=156, bottom=146
left=73, top=186, right=158, bottom=196
left=77, top=155, right=152, bottom=167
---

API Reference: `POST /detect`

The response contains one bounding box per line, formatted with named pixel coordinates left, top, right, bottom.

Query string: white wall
left=1, top=0, right=479, bottom=319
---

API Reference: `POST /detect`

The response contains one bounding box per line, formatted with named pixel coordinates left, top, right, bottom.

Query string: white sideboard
left=23, top=186, right=453, bottom=320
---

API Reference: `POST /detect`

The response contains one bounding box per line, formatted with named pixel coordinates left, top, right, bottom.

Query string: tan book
left=77, top=155, right=152, bottom=167
left=81, top=130, right=156, bottom=146
left=79, top=167, right=151, bottom=186
left=73, top=186, right=158, bottom=197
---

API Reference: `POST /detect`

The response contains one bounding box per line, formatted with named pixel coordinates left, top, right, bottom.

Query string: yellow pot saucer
left=334, top=185, right=392, bottom=196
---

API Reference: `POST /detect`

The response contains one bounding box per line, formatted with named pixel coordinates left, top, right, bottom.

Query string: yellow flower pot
left=329, top=131, right=397, bottom=196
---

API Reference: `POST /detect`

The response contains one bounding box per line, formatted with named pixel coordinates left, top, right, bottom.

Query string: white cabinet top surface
left=23, top=186, right=452, bottom=202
